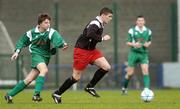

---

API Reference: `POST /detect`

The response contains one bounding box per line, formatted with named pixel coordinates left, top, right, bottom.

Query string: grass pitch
left=0, top=89, right=179, bottom=109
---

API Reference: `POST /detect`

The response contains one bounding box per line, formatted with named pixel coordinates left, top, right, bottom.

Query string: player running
left=4, top=13, right=68, bottom=103
left=52, top=7, right=113, bottom=104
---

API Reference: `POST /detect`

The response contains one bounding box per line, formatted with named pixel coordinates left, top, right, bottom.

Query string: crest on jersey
left=136, top=38, right=145, bottom=43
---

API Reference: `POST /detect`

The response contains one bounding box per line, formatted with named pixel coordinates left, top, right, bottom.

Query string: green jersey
left=127, top=26, right=152, bottom=53
left=15, top=26, right=66, bottom=57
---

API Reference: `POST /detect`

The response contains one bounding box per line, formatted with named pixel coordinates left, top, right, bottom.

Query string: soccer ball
left=141, top=89, right=154, bottom=102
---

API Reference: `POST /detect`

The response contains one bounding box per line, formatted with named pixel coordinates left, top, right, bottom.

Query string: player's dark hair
left=137, top=15, right=144, bottom=19
left=38, top=13, right=51, bottom=25
left=100, top=7, right=113, bottom=15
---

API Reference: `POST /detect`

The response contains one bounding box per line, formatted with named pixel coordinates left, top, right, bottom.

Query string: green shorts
left=128, top=51, right=149, bottom=67
left=31, top=54, right=50, bottom=69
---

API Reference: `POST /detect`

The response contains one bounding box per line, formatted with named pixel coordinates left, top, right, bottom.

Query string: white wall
left=163, top=63, right=180, bottom=87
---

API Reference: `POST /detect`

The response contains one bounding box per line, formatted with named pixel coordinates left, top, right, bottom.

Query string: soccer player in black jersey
left=52, top=7, right=113, bottom=104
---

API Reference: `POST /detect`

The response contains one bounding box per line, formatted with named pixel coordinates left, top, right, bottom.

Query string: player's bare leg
left=141, top=64, right=150, bottom=89
left=52, top=69, right=80, bottom=104
left=32, top=63, right=48, bottom=102
left=85, top=57, right=110, bottom=97
left=121, top=67, right=134, bottom=95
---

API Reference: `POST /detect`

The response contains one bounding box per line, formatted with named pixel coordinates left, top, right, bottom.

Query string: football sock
left=7, top=80, right=27, bottom=96
left=34, top=76, right=45, bottom=95
left=143, top=74, right=150, bottom=88
left=123, top=78, right=130, bottom=88
left=123, top=74, right=132, bottom=88
left=55, top=77, right=77, bottom=95
left=87, top=68, right=108, bottom=88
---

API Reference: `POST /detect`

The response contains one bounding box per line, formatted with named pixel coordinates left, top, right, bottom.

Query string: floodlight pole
left=177, top=0, right=180, bottom=62
left=54, top=0, right=59, bottom=88
left=112, top=2, right=119, bottom=84
left=171, top=3, right=178, bottom=62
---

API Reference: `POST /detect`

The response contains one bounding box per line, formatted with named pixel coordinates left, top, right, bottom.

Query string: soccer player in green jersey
left=121, top=15, right=152, bottom=94
left=4, top=13, right=68, bottom=103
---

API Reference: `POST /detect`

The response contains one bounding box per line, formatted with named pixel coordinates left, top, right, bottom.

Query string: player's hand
left=102, top=35, right=111, bottom=41
left=143, top=42, right=151, bottom=48
left=62, top=43, right=68, bottom=51
left=133, top=42, right=142, bottom=48
left=11, top=52, right=19, bottom=61
left=50, top=48, right=57, bottom=55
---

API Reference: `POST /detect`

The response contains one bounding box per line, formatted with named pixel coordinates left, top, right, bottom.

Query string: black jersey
left=75, top=16, right=104, bottom=50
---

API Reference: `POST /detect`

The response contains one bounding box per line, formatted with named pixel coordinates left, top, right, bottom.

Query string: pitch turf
left=0, top=89, right=180, bottom=109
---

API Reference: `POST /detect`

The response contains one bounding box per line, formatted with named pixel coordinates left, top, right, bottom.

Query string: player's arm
left=143, top=29, right=152, bottom=48
left=86, top=24, right=103, bottom=42
left=102, top=34, right=111, bottom=41
left=143, top=41, right=151, bottom=48
left=11, top=33, right=31, bottom=61
left=50, top=30, right=68, bottom=54
left=50, top=30, right=68, bottom=49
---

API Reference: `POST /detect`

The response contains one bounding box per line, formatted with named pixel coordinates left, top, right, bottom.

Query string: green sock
left=143, top=74, right=150, bottom=88
left=34, top=76, right=45, bottom=95
left=123, top=78, right=130, bottom=88
left=7, top=80, right=27, bottom=96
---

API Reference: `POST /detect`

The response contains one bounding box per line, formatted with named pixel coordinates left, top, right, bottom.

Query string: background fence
left=0, top=0, right=178, bottom=89
left=0, top=54, right=163, bottom=89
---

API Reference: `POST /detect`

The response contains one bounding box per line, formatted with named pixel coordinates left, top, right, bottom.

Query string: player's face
left=102, top=13, right=113, bottom=24
left=136, top=17, right=145, bottom=27
left=39, top=19, right=50, bottom=30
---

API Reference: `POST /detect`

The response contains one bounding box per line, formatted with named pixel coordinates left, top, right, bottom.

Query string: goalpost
left=0, top=21, right=29, bottom=86
left=0, top=20, right=16, bottom=86
left=0, top=21, right=14, bottom=53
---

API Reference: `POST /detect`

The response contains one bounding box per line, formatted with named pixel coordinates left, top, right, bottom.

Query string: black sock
left=87, top=68, right=108, bottom=88
left=55, top=77, right=77, bottom=95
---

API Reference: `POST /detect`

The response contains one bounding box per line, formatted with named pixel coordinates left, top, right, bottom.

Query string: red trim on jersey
left=73, top=48, right=103, bottom=70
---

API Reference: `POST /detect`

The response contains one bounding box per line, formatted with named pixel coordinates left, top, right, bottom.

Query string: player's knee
left=127, top=68, right=134, bottom=74
left=44, top=68, right=48, bottom=73
left=107, top=65, right=111, bottom=71
left=39, top=68, right=48, bottom=76
left=127, top=71, right=134, bottom=76
left=102, top=64, right=111, bottom=71
left=142, top=69, right=149, bottom=74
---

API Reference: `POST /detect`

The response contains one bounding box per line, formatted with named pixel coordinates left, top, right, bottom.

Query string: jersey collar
left=135, top=26, right=147, bottom=33
left=96, top=16, right=104, bottom=28
left=35, top=25, right=50, bottom=33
